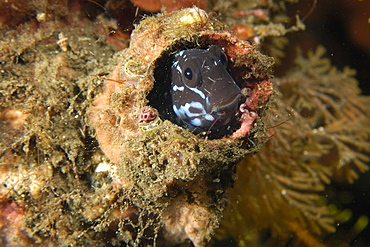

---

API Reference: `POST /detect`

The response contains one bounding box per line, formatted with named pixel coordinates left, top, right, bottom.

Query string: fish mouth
left=212, top=93, right=241, bottom=113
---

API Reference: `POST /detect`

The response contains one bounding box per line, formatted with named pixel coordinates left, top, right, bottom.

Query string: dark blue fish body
left=170, top=45, right=241, bottom=137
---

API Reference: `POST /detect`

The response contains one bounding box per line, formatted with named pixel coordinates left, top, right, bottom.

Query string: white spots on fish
left=204, top=114, right=215, bottom=121
left=176, top=64, right=182, bottom=74
left=188, top=86, right=205, bottom=99
left=172, top=60, right=179, bottom=68
left=190, top=118, right=202, bottom=127
left=182, top=101, right=205, bottom=118
left=173, top=101, right=215, bottom=127
left=173, top=85, right=184, bottom=91
left=173, top=105, right=184, bottom=119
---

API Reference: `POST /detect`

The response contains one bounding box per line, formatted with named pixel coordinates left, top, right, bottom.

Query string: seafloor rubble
left=0, top=0, right=370, bottom=247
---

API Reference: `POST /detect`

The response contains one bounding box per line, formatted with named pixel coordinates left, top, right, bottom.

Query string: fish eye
left=182, top=63, right=199, bottom=87
left=184, top=68, right=193, bottom=80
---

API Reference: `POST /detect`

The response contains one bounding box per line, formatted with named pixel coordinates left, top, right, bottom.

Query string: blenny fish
left=170, top=45, right=242, bottom=137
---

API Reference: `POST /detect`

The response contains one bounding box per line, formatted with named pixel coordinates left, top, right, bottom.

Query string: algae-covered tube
left=89, top=7, right=273, bottom=246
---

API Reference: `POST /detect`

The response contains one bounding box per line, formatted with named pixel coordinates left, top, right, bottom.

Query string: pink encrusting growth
left=231, top=80, right=273, bottom=138
left=138, top=106, right=158, bottom=122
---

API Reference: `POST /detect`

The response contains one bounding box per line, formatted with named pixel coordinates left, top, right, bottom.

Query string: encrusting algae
left=0, top=1, right=370, bottom=247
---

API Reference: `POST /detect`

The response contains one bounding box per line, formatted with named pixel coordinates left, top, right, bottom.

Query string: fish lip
left=212, top=93, right=242, bottom=113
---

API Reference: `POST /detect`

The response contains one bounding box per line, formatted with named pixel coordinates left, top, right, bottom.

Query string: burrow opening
left=146, top=38, right=251, bottom=139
